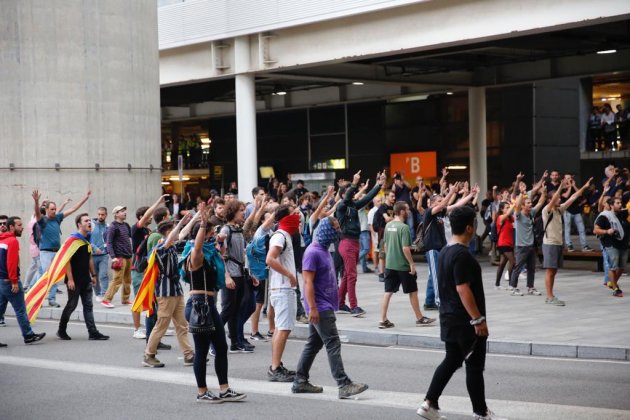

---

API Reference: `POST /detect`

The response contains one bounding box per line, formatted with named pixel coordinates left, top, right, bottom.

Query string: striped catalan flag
left=132, top=249, right=159, bottom=316
left=25, top=235, right=90, bottom=323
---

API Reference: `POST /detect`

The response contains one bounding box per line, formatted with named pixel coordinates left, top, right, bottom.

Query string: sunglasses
left=0, top=222, right=6, bottom=226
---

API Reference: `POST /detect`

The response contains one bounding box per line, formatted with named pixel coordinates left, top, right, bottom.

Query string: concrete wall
left=0, top=0, right=161, bottom=271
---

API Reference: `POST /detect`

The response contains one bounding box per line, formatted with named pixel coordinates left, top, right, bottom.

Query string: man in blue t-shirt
left=32, top=189, right=91, bottom=307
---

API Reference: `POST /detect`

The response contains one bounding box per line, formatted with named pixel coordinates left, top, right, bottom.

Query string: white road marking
left=1, top=355, right=628, bottom=419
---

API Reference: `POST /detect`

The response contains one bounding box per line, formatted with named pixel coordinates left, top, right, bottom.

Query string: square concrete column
left=468, top=87, right=488, bottom=196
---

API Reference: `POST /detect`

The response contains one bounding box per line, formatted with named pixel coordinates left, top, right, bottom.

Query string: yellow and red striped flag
left=25, top=234, right=90, bottom=323
left=132, top=249, right=159, bottom=316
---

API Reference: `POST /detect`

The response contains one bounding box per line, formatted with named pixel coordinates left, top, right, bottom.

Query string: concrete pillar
left=234, top=36, right=258, bottom=200
left=468, top=87, right=488, bottom=196
left=0, top=1, right=161, bottom=267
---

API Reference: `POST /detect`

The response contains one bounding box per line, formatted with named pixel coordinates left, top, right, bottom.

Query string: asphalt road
left=1, top=320, right=629, bottom=420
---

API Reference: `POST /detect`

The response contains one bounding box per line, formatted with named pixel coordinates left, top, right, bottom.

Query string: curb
left=13, top=308, right=630, bottom=361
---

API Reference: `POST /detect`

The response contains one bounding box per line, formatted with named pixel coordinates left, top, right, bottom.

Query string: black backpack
left=32, top=222, right=42, bottom=247
left=132, top=235, right=150, bottom=273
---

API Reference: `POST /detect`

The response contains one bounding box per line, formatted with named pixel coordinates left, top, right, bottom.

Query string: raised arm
left=178, top=209, right=201, bottom=241
left=63, top=191, right=91, bottom=217
left=163, top=213, right=192, bottom=249
left=312, top=186, right=334, bottom=222
left=137, top=194, right=169, bottom=227
left=32, top=190, right=42, bottom=221
left=355, top=171, right=386, bottom=209
left=547, top=179, right=566, bottom=210
left=432, top=183, right=458, bottom=214
left=560, top=178, right=593, bottom=212
left=533, top=186, right=547, bottom=214
left=189, top=210, right=209, bottom=271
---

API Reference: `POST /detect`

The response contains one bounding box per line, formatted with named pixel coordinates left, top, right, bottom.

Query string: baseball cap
left=112, top=205, right=126, bottom=215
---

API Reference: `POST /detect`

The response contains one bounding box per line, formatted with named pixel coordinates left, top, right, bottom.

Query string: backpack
left=246, top=231, right=287, bottom=281
left=132, top=235, right=150, bottom=273
left=413, top=219, right=433, bottom=253
left=32, top=222, right=42, bottom=247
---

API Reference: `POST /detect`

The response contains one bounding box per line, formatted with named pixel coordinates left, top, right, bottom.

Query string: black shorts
left=255, top=283, right=265, bottom=305
left=384, top=269, right=418, bottom=294
left=497, top=246, right=514, bottom=254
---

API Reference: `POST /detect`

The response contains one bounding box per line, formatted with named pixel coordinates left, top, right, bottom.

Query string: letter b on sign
left=410, top=157, right=420, bottom=174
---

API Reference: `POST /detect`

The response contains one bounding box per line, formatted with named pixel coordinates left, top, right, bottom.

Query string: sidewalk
left=12, top=257, right=630, bottom=361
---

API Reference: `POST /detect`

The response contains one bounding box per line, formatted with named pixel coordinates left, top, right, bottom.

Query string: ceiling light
left=169, top=176, right=190, bottom=181
left=446, top=165, right=467, bottom=170
left=161, top=181, right=171, bottom=185
left=200, top=137, right=211, bottom=144
left=596, top=49, right=617, bottom=54
left=601, top=98, right=608, bottom=101
left=352, top=82, right=364, bottom=86
left=275, top=91, right=287, bottom=96
left=446, top=91, right=453, bottom=95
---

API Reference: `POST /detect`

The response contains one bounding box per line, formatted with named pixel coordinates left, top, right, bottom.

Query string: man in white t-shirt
left=266, top=204, right=300, bottom=382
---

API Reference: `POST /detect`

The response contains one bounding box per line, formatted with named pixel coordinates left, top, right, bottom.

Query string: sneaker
left=338, top=382, right=368, bottom=399
left=606, top=281, right=614, bottom=290
left=229, top=344, right=253, bottom=353
left=494, top=285, right=501, bottom=290
left=0, top=320, right=6, bottom=327
left=164, top=329, right=175, bottom=336
left=56, top=330, right=72, bottom=340
left=280, top=363, right=296, bottom=376
left=379, top=319, right=395, bottom=329
left=336, top=304, right=351, bottom=314
left=266, top=330, right=274, bottom=338
left=242, top=341, right=256, bottom=351
left=48, top=301, right=60, bottom=308
left=545, top=296, right=566, bottom=306
left=292, top=381, right=324, bottom=394
left=100, top=299, right=114, bottom=308
left=209, top=346, right=216, bottom=357
left=423, top=304, right=438, bottom=311
left=567, top=245, right=575, bottom=252
left=142, top=355, right=165, bottom=368
left=582, top=246, right=593, bottom=252
left=24, top=332, right=46, bottom=344
left=94, top=295, right=103, bottom=303
left=416, top=316, right=436, bottom=326
left=196, top=390, right=223, bottom=404
left=133, top=328, right=146, bottom=339
left=250, top=332, right=267, bottom=341
left=474, top=408, right=506, bottom=420
left=219, top=388, right=246, bottom=402
left=351, top=306, right=366, bottom=317
left=0, top=342, right=6, bottom=347
left=297, top=314, right=309, bottom=324
left=613, top=288, right=624, bottom=297
left=267, top=365, right=295, bottom=382
left=527, top=288, right=542, bottom=296
left=363, top=267, right=374, bottom=274
left=378, top=273, right=385, bottom=282
left=184, top=354, right=195, bottom=366
left=89, top=332, right=110, bottom=340
left=157, top=342, right=172, bottom=350
left=416, top=400, right=445, bottom=420
left=511, top=288, right=523, bottom=296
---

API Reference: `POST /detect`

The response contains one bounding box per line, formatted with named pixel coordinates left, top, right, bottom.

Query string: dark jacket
left=336, top=183, right=381, bottom=240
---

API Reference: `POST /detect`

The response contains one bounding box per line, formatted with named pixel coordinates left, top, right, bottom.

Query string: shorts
left=542, top=244, right=563, bottom=269
left=384, top=269, right=418, bottom=294
left=131, top=270, right=144, bottom=295
left=497, top=246, right=514, bottom=254
left=605, top=247, right=627, bottom=271
left=371, top=232, right=378, bottom=251
left=378, top=238, right=386, bottom=258
left=255, top=282, right=265, bottom=305
left=269, top=289, right=296, bottom=331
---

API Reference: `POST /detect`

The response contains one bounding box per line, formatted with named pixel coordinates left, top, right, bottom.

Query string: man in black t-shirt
left=593, top=197, right=627, bottom=297
left=57, top=214, right=109, bottom=341
left=373, top=190, right=396, bottom=281
left=417, top=206, right=497, bottom=420
left=392, top=173, right=415, bottom=241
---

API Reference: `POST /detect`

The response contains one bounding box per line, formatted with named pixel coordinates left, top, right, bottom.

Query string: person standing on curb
left=90, top=207, right=109, bottom=301
left=101, top=205, right=133, bottom=309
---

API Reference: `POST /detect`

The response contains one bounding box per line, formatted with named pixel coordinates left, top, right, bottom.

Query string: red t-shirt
left=497, top=216, right=514, bottom=248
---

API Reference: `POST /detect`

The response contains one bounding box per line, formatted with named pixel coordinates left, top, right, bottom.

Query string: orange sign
left=390, top=151, right=437, bottom=180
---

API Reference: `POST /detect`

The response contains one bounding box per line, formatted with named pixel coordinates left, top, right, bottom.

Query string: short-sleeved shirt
left=596, top=210, right=630, bottom=250
left=359, top=208, right=369, bottom=232
left=384, top=220, right=412, bottom=271
left=66, top=242, right=91, bottom=287
left=514, top=209, right=536, bottom=247
left=496, top=216, right=514, bottom=248
left=220, top=224, right=246, bottom=277
left=301, top=242, right=338, bottom=313
left=542, top=207, right=564, bottom=246
left=394, top=184, right=412, bottom=204
left=374, top=204, right=394, bottom=234
left=38, top=213, right=65, bottom=251
left=268, top=230, right=296, bottom=290
left=423, top=207, right=447, bottom=251
left=438, top=243, right=485, bottom=342
left=367, top=206, right=378, bottom=227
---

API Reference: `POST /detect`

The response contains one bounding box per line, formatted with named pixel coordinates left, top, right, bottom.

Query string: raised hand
left=32, top=190, right=41, bottom=202
left=352, top=170, right=362, bottom=185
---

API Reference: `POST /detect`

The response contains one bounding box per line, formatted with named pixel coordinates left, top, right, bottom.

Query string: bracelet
left=470, top=316, right=486, bottom=326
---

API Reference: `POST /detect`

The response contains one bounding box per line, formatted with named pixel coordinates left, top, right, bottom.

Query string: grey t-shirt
left=220, top=224, right=246, bottom=277
left=514, top=208, right=537, bottom=247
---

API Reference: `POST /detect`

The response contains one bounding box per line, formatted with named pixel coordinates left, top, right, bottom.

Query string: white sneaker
left=527, top=288, right=542, bottom=296
left=474, top=409, right=506, bottom=420
left=503, top=271, right=509, bottom=281
left=511, top=288, right=524, bottom=296
left=417, top=401, right=446, bottom=419
left=94, top=295, right=103, bottom=303
left=133, top=328, right=146, bottom=339
left=164, top=329, right=175, bottom=336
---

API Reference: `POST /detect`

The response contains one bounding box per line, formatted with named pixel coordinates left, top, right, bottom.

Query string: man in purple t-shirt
left=291, top=216, right=368, bottom=400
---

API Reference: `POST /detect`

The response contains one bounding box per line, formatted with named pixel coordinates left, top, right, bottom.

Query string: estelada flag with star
left=25, top=233, right=91, bottom=323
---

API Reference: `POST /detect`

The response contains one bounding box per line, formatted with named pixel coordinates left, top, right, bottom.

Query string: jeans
left=406, top=211, right=416, bottom=242
left=24, top=255, right=43, bottom=289
left=359, top=231, right=371, bottom=271
left=0, top=280, right=34, bottom=337
left=237, top=278, right=256, bottom=344
left=509, top=246, right=537, bottom=289
left=602, top=245, right=610, bottom=284
left=92, top=255, right=110, bottom=296
left=59, top=283, right=98, bottom=335
left=426, top=334, right=488, bottom=416
left=338, top=238, right=360, bottom=309
left=564, top=212, right=587, bottom=249
left=295, top=310, right=351, bottom=387
left=186, top=296, right=229, bottom=387
left=425, top=249, right=440, bottom=306
left=40, top=250, right=58, bottom=303
left=220, top=276, right=245, bottom=345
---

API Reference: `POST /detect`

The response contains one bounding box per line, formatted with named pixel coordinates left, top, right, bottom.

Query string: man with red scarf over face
left=336, top=170, right=387, bottom=316
left=265, top=204, right=301, bottom=382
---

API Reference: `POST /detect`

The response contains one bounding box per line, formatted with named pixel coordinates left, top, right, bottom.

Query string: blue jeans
left=564, top=212, right=587, bottom=249
left=40, top=250, right=58, bottom=303
left=92, top=255, right=110, bottom=297
left=24, top=255, right=43, bottom=289
left=0, top=280, right=34, bottom=337
left=602, top=245, right=610, bottom=284
left=407, top=211, right=416, bottom=242
left=359, top=231, right=371, bottom=271
left=425, top=249, right=440, bottom=306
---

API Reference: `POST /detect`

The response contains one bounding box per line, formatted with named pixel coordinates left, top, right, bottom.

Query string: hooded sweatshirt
left=0, top=232, right=20, bottom=284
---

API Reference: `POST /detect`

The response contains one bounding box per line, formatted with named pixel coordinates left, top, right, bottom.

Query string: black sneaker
left=280, top=362, right=296, bottom=376
left=267, top=365, right=295, bottom=382
left=229, top=344, right=254, bottom=353
left=378, top=273, right=385, bottom=282
left=219, top=388, right=246, bottom=402
left=336, top=304, right=351, bottom=314
left=0, top=342, right=8, bottom=348
left=250, top=332, right=267, bottom=341
left=56, top=330, right=71, bottom=340
left=351, top=306, right=366, bottom=317
left=24, top=332, right=46, bottom=344
left=423, top=303, right=438, bottom=311
left=157, top=342, right=172, bottom=350
left=266, top=330, right=274, bottom=338
left=292, top=381, right=324, bottom=394
left=89, top=332, right=110, bottom=340
left=242, top=339, right=255, bottom=349
left=338, top=382, right=369, bottom=399
left=196, top=390, right=222, bottom=404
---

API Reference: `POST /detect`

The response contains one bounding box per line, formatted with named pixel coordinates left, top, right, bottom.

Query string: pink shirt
left=28, top=216, right=40, bottom=258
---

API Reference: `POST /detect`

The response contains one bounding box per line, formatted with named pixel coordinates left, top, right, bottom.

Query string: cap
left=112, top=205, right=126, bottom=215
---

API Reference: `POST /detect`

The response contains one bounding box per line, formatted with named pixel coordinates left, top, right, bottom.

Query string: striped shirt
left=107, top=221, right=133, bottom=258
left=154, top=246, right=183, bottom=297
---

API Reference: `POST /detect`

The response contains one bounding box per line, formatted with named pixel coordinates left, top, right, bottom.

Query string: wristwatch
left=470, top=316, right=486, bottom=326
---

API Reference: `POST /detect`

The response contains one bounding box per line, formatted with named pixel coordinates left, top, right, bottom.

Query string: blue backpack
left=246, top=231, right=287, bottom=281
